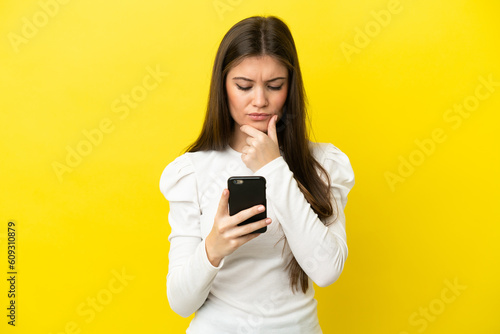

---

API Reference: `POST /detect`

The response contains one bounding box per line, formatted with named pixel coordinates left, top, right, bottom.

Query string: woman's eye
left=236, top=84, right=251, bottom=91
left=236, top=84, right=283, bottom=91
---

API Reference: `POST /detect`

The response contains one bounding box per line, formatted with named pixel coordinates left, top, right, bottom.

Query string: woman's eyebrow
left=232, top=76, right=287, bottom=83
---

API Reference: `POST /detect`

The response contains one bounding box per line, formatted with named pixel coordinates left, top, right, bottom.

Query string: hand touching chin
left=239, top=115, right=280, bottom=172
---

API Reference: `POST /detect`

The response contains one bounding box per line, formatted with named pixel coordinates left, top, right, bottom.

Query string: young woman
left=160, top=15, right=355, bottom=333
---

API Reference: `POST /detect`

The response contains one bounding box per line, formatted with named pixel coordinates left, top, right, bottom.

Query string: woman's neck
left=228, top=128, right=248, bottom=153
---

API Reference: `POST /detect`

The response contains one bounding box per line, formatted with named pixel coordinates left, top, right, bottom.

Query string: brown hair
left=186, top=15, right=337, bottom=293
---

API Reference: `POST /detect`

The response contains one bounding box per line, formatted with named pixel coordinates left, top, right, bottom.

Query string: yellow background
left=1, top=0, right=499, bottom=333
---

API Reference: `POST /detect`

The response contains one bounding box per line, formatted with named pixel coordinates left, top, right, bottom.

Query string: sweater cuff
left=253, top=156, right=287, bottom=177
left=200, top=238, right=225, bottom=270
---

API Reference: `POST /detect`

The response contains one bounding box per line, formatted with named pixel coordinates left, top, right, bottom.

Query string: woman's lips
left=248, top=113, right=271, bottom=121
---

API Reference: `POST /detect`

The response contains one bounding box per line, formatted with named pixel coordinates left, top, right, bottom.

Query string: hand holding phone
left=204, top=178, right=270, bottom=267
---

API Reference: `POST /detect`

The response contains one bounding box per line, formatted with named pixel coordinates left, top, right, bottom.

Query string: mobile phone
left=227, top=176, right=267, bottom=234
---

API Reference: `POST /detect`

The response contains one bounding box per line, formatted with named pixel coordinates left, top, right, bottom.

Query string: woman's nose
left=252, top=86, right=268, bottom=108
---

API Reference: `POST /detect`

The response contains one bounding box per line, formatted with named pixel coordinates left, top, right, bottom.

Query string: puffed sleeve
left=254, top=143, right=355, bottom=287
left=159, top=154, right=224, bottom=317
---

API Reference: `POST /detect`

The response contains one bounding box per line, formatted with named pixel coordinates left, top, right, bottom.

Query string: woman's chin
left=246, top=120, right=269, bottom=132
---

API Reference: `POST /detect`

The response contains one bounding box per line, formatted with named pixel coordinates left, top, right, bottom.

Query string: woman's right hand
left=205, top=189, right=272, bottom=267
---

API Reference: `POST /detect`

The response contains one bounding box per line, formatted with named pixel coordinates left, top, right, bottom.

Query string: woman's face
left=225, top=55, right=288, bottom=134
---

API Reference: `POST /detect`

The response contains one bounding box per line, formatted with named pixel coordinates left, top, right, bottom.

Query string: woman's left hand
left=240, top=115, right=281, bottom=172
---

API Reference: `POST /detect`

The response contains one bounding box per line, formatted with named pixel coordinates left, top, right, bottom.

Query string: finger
left=216, top=189, right=229, bottom=218
left=235, top=217, right=271, bottom=236
left=267, top=115, right=278, bottom=144
left=240, top=124, right=264, bottom=138
left=245, top=135, right=255, bottom=147
left=237, top=230, right=263, bottom=245
left=231, top=204, right=265, bottom=225
left=241, top=145, right=255, bottom=155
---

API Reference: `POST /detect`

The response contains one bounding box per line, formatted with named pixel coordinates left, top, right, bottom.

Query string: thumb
left=267, top=115, right=278, bottom=144
left=216, top=189, right=229, bottom=217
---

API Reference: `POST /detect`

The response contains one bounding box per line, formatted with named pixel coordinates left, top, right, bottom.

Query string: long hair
left=186, top=15, right=337, bottom=293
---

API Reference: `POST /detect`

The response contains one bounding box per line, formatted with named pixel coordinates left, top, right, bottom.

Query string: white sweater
left=159, top=142, right=355, bottom=333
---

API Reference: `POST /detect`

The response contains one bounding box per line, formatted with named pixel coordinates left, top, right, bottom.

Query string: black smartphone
left=227, top=176, right=267, bottom=234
